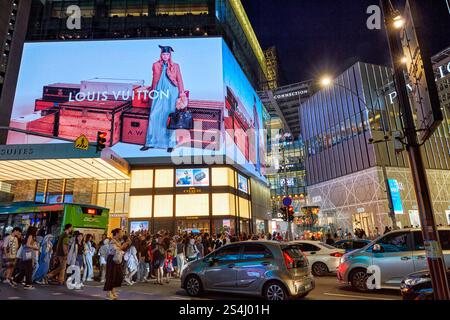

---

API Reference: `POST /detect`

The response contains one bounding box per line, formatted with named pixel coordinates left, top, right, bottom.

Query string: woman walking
left=11, top=226, right=39, bottom=289
left=152, top=235, right=166, bottom=285
left=104, top=229, right=130, bottom=300
left=98, top=238, right=109, bottom=283
left=124, top=238, right=139, bottom=285
left=33, top=234, right=54, bottom=284
left=175, top=237, right=185, bottom=278
left=82, top=234, right=95, bottom=282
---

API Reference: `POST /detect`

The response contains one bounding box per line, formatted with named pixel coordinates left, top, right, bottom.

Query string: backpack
left=186, top=243, right=198, bottom=258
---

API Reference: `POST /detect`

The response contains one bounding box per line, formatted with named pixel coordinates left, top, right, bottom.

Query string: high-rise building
left=0, top=0, right=271, bottom=236
left=300, top=60, right=450, bottom=236
left=263, top=46, right=279, bottom=90
left=0, top=0, right=32, bottom=143
left=25, top=0, right=268, bottom=91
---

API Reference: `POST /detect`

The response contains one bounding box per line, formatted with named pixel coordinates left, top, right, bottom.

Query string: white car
left=292, top=240, right=345, bottom=276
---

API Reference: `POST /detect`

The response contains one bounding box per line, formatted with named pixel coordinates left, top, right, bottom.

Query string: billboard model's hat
left=159, top=45, right=174, bottom=53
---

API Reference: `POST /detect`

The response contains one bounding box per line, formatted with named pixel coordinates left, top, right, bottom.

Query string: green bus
left=0, top=202, right=109, bottom=242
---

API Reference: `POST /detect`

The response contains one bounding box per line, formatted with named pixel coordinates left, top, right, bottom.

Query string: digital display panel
left=130, top=221, right=149, bottom=233
left=237, top=174, right=248, bottom=193
left=8, top=38, right=266, bottom=180
left=175, top=168, right=209, bottom=187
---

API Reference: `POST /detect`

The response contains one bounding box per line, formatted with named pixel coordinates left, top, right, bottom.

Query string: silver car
left=337, top=227, right=450, bottom=291
left=180, top=241, right=315, bottom=300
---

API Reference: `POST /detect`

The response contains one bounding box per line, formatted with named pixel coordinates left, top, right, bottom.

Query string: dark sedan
left=400, top=269, right=450, bottom=300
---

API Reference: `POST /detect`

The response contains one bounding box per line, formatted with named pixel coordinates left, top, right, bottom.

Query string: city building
left=25, top=0, right=268, bottom=91
left=300, top=58, right=450, bottom=236
left=259, top=81, right=311, bottom=235
left=0, top=0, right=32, bottom=143
left=0, top=0, right=271, bottom=236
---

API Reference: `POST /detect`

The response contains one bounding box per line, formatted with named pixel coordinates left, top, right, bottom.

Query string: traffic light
left=96, top=131, right=107, bottom=153
left=288, top=206, right=295, bottom=222
left=279, top=207, right=288, bottom=221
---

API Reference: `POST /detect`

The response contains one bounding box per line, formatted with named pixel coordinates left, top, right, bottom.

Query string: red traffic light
left=96, top=131, right=108, bottom=152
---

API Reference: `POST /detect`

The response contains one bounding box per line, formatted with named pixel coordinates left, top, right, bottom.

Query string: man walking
left=47, top=224, right=73, bottom=285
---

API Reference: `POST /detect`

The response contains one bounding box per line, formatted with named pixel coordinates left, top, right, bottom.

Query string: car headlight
left=403, top=277, right=430, bottom=287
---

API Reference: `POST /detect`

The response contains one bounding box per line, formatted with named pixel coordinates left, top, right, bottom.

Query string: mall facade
left=0, top=0, right=272, bottom=236
left=300, top=52, right=450, bottom=237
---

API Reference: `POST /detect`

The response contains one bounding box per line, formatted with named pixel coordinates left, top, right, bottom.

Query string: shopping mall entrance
left=352, top=212, right=375, bottom=236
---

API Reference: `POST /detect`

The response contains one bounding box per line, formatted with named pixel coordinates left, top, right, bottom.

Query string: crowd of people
left=0, top=224, right=290, bottom=299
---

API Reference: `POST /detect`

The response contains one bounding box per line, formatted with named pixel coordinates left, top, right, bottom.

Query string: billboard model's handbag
left=167, top=109, right=194, bottom=130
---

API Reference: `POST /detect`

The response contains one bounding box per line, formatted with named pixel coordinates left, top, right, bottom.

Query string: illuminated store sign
left=388, top=179, right=404, bottom=215
left=175, top=168, right=209, bottom=187
left=237, top=174, right=248, bottom=193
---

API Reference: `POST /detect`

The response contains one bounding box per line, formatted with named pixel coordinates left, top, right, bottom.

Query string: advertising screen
left=237, top=174, right=248, bottom=193
left=175, top=168, right=209, bottom=187
left=8, top=38, right=266, bottom=180
left=130, top=221, right=149, bottom=233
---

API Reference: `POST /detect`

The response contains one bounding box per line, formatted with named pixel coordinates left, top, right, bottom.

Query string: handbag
left=21, top=246, right=33, bottom=261
left=167, top=110, right=193, bottom=130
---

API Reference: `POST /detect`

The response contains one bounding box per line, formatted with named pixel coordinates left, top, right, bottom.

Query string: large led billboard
left=8, top=38, right=266, bottom=179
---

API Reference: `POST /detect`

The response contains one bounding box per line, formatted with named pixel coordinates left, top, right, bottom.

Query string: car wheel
left=185, top=275, right=203, bottom=297
left=312, top=262, right=329, bottom=276
left=263, top=281, right=288, bottom=301
left=350, top=268, right=369, bottom=292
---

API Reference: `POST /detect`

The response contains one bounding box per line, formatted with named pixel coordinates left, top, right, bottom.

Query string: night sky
left=242, top=0, right=450, bottom=85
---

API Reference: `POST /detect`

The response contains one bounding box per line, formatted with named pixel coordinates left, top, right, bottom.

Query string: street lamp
left=392, top=14, right=405, bottom=29
left=320, top=76, right=332, bottom=87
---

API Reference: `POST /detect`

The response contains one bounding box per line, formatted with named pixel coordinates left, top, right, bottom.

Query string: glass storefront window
left=131, top=170, right=153, bottom=189
left=211, top=167, right=235, bottom=187
left=238, top=197, right=250, bottom=219
left=212, top=218, right=235, bottom=236
left=154, top=195, right=173, bottom=217
left=176, top=194, right=209, bottom=217
left=129, top=195, right=152, bottom=218
left=155, top=169, right=174, bottom=188
left=212, top=193, right=235, bottom=216
left=177, top=219, right=210, bottom=234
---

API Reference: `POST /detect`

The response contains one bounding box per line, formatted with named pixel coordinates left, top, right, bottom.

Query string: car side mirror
left=373, top=244, right=383, bottom=253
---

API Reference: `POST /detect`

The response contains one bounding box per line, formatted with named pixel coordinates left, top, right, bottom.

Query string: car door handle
left=401, top=257, right=411, bottom=261
left=227, top=264, right=235, bottom=268
left=261, top=262, right=270, bottom=266
left=416, top=256, right=426, bottom=260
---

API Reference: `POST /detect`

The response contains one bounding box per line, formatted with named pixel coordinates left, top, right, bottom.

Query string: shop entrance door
left=352, top=212, right=374, bottom=236
left=409, top=210, right=421, bottom=228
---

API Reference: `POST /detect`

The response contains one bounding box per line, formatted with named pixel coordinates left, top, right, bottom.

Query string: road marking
left=52, top=292, right=63, bottom=296
left=323, top=292, right=395, bottom=300
left=7, top=296, right=21, bottom=300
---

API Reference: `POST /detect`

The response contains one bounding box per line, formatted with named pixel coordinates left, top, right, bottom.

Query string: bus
left=0, top=202, right=109, bottom=243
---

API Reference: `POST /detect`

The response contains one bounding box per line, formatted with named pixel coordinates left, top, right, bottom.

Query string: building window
left=131, top=170, right=153, bottom=189
left=154, top=169, right=174, bottom=188
left=211, top=167, right=235, bottom=187
left=212, top=193, right=235, bottom=216
left=129, top=195, right=152, bottom=218
left=176, top=194, right=209, bottom=217
left=238, top=197, right=250, bottom=218
left=154, top=195, right=173, bottom=217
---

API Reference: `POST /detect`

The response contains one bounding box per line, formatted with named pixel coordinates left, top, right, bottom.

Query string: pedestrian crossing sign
left=74, top=134, right=89, bottom=151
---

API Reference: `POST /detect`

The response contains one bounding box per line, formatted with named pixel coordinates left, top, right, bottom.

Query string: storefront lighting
left=401, top=56, right=408, bottom=64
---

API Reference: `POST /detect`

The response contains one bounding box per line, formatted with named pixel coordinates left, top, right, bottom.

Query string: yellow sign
left=74, top=135, right=89, bottom=151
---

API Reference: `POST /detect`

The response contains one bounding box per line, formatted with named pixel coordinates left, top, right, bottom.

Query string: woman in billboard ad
left=140, top=45, right=186, bottom=153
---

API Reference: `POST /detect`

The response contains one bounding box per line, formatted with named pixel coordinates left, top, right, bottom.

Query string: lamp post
left=318, top=77, right=399, bottom=230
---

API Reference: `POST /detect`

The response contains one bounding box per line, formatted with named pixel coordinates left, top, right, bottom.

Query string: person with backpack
left=3, top=227, right=21, bottom=285
left=185, top=237, right=199, bottom=262
left=47, top=224, right=73, bottom=285
left=10, top=226, right=39, bottom=289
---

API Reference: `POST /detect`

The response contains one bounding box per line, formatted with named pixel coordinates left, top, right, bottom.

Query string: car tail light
left=330, top=252, right=344, bottom=257
left=283, top=251, right=294, bottom=269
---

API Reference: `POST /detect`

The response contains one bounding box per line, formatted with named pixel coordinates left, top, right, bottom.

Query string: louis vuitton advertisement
left=8, top=38, right=266, bottom=179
